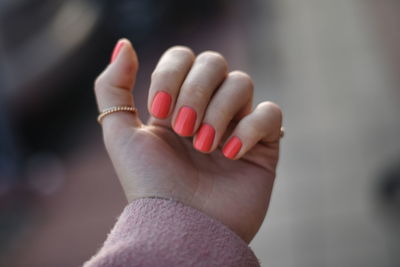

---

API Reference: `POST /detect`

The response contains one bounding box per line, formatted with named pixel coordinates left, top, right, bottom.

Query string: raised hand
left=94, top=39, right=283, bottom=243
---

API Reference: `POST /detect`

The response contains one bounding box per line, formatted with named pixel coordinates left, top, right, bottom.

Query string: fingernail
left=151, top=91, right=172, bottom=119
left=194, top=124, right=215, bottom=152
left=110, top=40, right=125, bottom=63
left=174, top=106, right=197, bottom=136
left=222, top=136, right=242, bottom=159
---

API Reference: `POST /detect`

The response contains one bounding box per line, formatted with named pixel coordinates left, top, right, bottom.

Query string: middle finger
left=172, top=51, right=228, bottom=136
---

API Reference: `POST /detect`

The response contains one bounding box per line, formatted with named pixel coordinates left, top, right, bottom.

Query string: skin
left=94, top=39, right=283, bottom=243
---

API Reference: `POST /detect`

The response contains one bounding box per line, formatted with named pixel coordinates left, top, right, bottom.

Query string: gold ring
left=280, top=127, right=285, bottom=138
left=97, top=106, right=137, bottom=124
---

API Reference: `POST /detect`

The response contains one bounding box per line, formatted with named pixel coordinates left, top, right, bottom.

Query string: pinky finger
left=222, top=101, right=282, bottom=160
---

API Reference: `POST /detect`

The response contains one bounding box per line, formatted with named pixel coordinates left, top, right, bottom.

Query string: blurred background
left=0, top=0, right=399, bottom=266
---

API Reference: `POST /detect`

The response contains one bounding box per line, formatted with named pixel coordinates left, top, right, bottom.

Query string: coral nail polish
left=110, top=40, right=125, bottom=63
left=222, top=136, right=242, bottom=159
left=194, top=124, right=215, bottom=152
left=174, top=106, right=197, bottom=136
left=151, top=91, right=172, bottom=119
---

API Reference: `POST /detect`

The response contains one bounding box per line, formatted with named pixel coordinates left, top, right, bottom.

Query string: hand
left=94, top=39, right=283, bottom=243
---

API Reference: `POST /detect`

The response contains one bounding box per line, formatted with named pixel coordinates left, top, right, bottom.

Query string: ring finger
left=193, top=71, right=254, bottom=153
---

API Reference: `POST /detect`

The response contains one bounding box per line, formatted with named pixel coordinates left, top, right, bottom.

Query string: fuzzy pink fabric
left=84, top=198, right=260, bottom=266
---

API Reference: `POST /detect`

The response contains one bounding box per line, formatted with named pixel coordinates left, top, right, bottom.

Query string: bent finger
left=171, top=51, right=228, bottom=136
left=193, top=71, right=253, bottom=153
left=222, top=101, right=283, bottom=160
left=147, top=46, right=195, bottom=124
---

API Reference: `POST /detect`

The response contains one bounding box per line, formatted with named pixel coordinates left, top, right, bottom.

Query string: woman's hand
left=94, top=39, right=282, bottom=243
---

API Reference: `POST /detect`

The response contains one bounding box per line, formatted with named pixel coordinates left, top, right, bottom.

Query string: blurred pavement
left=251, top=0, right=400, bottom=266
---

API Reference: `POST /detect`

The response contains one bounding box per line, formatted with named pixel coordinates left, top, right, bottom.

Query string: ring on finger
left=97, top=106, right=137, bottom=124
left=280, top=127, right=285, bottom=138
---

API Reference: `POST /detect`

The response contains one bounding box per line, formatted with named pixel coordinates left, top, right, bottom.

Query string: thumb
left=94, top=38, right=142, bottom=132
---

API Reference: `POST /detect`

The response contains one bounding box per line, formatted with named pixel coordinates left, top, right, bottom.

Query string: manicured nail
left=151, top=91, right=172, bottom=119
left=174, top=106, right=197, bottom=136
left=110, top=40, right=125, bottom=63
left=222, top=136, right=242, bottom=159
left=194, top=124, right=215, bottom=152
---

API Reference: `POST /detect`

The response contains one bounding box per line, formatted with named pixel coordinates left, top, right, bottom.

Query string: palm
left=107, top=124, right=279, bottom=242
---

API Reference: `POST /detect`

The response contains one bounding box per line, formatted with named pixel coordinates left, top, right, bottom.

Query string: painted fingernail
left=194, top=124, right=215, bottom=152
left=151, top=91, right=172, bottom=119
left=222, top=136, right=242, bottom=159
left=110, top=40, right=125, bottom=63
left=174, top=106, right=197, bottom=136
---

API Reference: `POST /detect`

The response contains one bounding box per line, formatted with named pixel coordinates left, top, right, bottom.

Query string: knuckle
left=94, top=75, right=106, bottom=93
left=151, top=67, right=181, bottom=81
left=197, top=51, right=227, bottom=69
left=185, top=83, right=208, bottom=99
left=258, top=101, right=283, bottom=122
left=228, top=71, right=254, bottom=92
left=244, top=122, right=262, bottom=138
left=165, top=46, right=195, bottom=60
left=212, top=105, right=230, bottom=121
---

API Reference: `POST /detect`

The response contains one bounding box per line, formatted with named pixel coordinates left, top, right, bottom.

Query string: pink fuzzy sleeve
left=84, top=198, right=260, bottom=267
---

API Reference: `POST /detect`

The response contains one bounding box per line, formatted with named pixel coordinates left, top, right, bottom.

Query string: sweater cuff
left=85, top=198, right=260, bottom=266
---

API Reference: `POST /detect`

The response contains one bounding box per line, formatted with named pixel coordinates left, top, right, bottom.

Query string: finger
left=222, top=101, right=283, bottom=160
left=147, top=46, right=195, bottom=126
left=94, top=39, right=142, bottom=132
left=171, top=51, right=228, bottom=136
left=193, top=71, right=253, bottom=153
